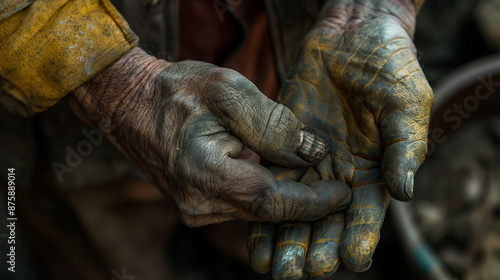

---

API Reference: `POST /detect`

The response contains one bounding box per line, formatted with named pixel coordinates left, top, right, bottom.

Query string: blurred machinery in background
left=391, top=1, right=500, bottom=280
left=392, top=54, right=500, bottom=280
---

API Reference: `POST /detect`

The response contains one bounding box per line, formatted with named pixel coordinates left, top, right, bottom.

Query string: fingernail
left=404, top=170, right=414, bottom=201
left=295, top=125, right=329, bottom=164
left=351, top=259, right=373, bottom=273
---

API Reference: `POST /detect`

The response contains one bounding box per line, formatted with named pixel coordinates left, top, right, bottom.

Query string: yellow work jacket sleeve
left=0, top=0, right=139, bottom=116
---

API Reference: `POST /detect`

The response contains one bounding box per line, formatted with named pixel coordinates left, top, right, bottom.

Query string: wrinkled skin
left=67, top=47, right=352, bottom=227
left=248, top=0, right=433, bottom=278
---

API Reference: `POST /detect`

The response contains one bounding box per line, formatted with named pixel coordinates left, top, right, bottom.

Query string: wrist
left=68, top=47, right=173, bottom=130
left=316, top=0, right=417, bottom=37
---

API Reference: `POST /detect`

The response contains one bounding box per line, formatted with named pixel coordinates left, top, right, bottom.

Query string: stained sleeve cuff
left=0, top=0, right=139, bottom=116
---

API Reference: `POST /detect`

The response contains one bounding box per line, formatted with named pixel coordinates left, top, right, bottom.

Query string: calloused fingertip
left=347, top=258, right=373, bottom=273
left=248, top=236, right=273, bottom=273
left=341, top=243, right=374, bottom=273
left=305, top=243, right=340, bottom=279
left=272, top=244, right=307, bottom=280
left=382, top=140, right=427, bottom=201
left=248, top=223, right=274, bottom=273
left=340, top=228, right=378, bottom=273
left=272, top=222, right=310, bottom=280
left=249, top=246, right=273, bottom=274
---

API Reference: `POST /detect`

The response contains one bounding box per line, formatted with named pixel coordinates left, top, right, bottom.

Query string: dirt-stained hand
left=67, top=47, right=352, bottom=227
left=248, top=0, right=433, bottom=278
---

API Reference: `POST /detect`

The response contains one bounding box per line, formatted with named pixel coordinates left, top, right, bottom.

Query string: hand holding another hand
left=67, top=47, right=352, bottom=227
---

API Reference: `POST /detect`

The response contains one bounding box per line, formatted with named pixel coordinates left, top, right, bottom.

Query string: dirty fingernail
left=295, top=125, right=329, bottom=164
left=403, top=170, right=414, bottom=201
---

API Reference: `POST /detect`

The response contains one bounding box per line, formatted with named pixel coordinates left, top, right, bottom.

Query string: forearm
left=316, top=0, right=419, bottom=36
left=66, top=47, right=175, bottom=187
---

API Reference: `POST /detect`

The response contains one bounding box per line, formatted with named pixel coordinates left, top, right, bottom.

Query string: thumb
left=208, top=72, right=329, bottom=167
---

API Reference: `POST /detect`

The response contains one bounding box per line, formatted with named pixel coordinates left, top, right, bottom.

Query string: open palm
left=248, top=5, right=433, bottom=279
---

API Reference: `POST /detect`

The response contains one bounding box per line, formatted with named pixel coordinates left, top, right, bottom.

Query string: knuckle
left=209, top=68, right=260, bottom=102
left=203, top=68, right=249, bottom=110
left=209, top=67, right=247, bottom=89
left=209, top=67, right=233, bottom=84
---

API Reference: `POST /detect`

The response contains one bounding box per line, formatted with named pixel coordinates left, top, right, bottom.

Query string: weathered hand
left=67, top=47, right=352, bottom=227
left=248, top=0, right=433, bottom=278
